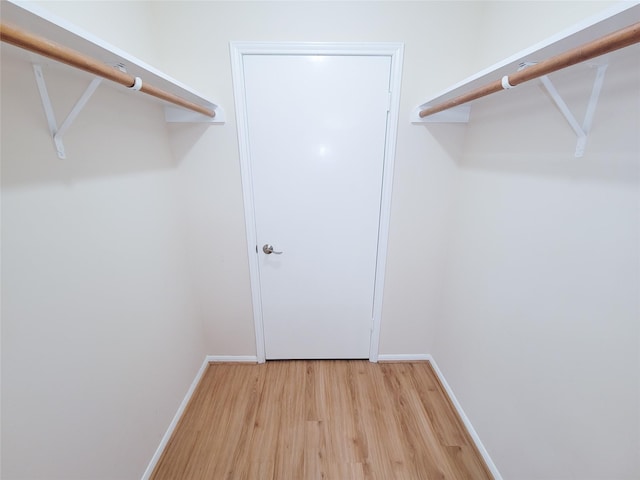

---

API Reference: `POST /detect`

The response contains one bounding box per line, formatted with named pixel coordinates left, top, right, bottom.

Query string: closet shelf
left=412, top=2, right=640, bottom=126
left=1, top=0, right=224, bottom=158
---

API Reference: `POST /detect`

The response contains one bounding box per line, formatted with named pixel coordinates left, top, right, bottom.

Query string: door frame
left=230, top=42, right=404, bottom=363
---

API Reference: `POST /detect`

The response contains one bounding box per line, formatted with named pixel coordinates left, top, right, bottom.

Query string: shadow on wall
left=164, top=122, right=212, bottom=162
left=1, top=46, right=210, bottom=189
left=422, top=45, right=640, bottom=186
left=418, top=123, right=469, bottom=164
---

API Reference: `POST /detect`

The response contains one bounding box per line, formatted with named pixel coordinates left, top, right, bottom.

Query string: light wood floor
left=151, top=360, right=493, bottom=479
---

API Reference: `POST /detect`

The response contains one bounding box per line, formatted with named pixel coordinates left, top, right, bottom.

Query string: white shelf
left=412, top=2, right=640, bottom=124
left=2, top=0, right=225, bottom=124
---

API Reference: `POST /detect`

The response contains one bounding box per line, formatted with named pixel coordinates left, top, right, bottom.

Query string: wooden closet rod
left=419, top=21, right=640, bottom=118
left=0, top=22, right=215, bottom=118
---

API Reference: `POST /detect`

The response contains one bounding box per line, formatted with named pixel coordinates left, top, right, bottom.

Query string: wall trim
left=377, top=353, right=431, bottom=362
left=425, top=354, right=503, bottom=480
left=141, top=355, right=259, bottom=478
left=141, top=356, right=210, bottom=480
left=206, top=355, right=259, bottom=363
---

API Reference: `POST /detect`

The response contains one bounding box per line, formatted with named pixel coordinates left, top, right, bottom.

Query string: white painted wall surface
left=2, top=1, right=636, bottom=479
left=32, top=0, right=161, bottom=67
left=1, top=49, right=206, bottom=478
left=472, top=0, right=618, bottom=68
left=26, top=0, right=622, bottom=360
left=148, top=0, right=621, bottom=361
left=151, top=0, right=484, bottom=356
left=433, top=39, right=640, bottom=479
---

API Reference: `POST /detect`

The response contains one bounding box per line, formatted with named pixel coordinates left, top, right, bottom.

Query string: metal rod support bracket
left=412, top=62, right=609, bottom=158
left=538, top=63, right=608, bottom=157
left=33, top=63, right=103, bottom=159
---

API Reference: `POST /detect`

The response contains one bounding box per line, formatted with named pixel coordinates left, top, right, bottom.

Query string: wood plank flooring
left=151, top=361, right=493, bottom=479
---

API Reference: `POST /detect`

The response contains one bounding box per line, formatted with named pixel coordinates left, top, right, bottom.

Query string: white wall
left=32, top=0, right=623, bottom=382
left=149, top=0, right=483, bottom=356
left=147, top=0, right=622, bottom=361
left=433, top=22, right=640, bottom=480
left=472, top=0, right=618, bottom=68
left=1, top=45, right=206, bottom=478
left=3, top=1, right=637, bottom=479
left=32, top=0, right=162, bottom=66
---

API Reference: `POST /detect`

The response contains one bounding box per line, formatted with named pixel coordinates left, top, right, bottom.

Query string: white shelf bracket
left=538, top=63, right=608, bottom=157
left=32, top=64, right=103, bottom=159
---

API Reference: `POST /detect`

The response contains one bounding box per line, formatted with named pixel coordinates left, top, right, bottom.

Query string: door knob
left=262, top=244, right=283, bottom=255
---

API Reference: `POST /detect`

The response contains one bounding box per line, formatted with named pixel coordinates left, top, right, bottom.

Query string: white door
left=237, top=48, right=399, bottom=360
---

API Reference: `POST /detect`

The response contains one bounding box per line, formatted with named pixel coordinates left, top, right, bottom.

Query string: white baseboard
left=377, top=353, right=431, bottom=362
left=141, top=355, right=259, bottom=479
left=206, top=355, right=259, bottom=363
left=425, top=354, right=503, bottom=480
left=141, top=356, right=210, bottom=480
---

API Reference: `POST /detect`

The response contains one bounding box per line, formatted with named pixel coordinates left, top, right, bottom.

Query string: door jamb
left=230, top=42, right=404, bottom=363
